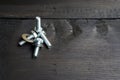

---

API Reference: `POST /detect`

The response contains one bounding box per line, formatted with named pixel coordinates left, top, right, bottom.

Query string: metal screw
left=18, top=16, right=52, bottom=58
left=36, top=16, right=42, bottom=32
left=19, top=16, right=42, bottom=46
left=34, top=38, right=43, bottom=57
left=19, top=16, right=52, bottom=48
left=38, top=32, right=52, bottom=48
left=35, top=17, right=52, bottom=48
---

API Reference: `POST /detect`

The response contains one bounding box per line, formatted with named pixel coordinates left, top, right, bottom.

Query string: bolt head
left=34, top=38, right=43, bottom=47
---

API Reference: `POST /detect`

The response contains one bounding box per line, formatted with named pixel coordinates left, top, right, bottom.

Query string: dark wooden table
left=0, top=0, right=120, bottom=80
left=0, top=19, right=120, bottom=80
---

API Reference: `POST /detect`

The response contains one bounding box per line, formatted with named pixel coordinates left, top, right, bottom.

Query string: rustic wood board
left=0, top=19, right=120, bottom=80
left=0, top=0, right=120, bottom=18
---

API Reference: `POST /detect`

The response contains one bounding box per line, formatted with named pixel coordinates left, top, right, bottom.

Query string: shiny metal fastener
left=35, top=16, right=52, bottom=48
left=34, top=38, right=43, bottom=57
left=18, top=16, right=52, bottom=58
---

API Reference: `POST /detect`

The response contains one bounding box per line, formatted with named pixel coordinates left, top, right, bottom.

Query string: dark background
left=0, top=0, right=120, bottom=80
left=0, top=0, right=120, bottom=18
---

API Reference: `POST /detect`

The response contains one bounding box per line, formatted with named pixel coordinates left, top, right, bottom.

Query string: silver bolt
left=36, top=16, right=42, bottom=32
left=38, top=32, right=52, bottom=48
left=18, top=16, right=52, bottom=58
left=34, top=38, right=43, bottom=57
left=35, top=16, right=52, bottom=48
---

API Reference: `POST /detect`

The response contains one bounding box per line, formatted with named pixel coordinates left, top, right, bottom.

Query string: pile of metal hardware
left=18, top=16, right=52, bottom=58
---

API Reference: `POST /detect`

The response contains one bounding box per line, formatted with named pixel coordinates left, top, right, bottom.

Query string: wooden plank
left=0, top=19, right=120, bottom=80
left=0, top=0, right=120, bottom=18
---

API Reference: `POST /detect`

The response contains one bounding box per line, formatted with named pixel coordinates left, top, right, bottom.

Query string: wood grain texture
left=0, top=19, right=120, bottom=80
left=0, top=0, right=120, bottom=18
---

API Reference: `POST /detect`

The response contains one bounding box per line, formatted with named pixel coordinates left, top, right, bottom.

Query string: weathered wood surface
left=0, top=19, right=120, bottom=80
left=0, top=1, right=120, bottom=80
left=0, top=0, right=120, bottom=18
